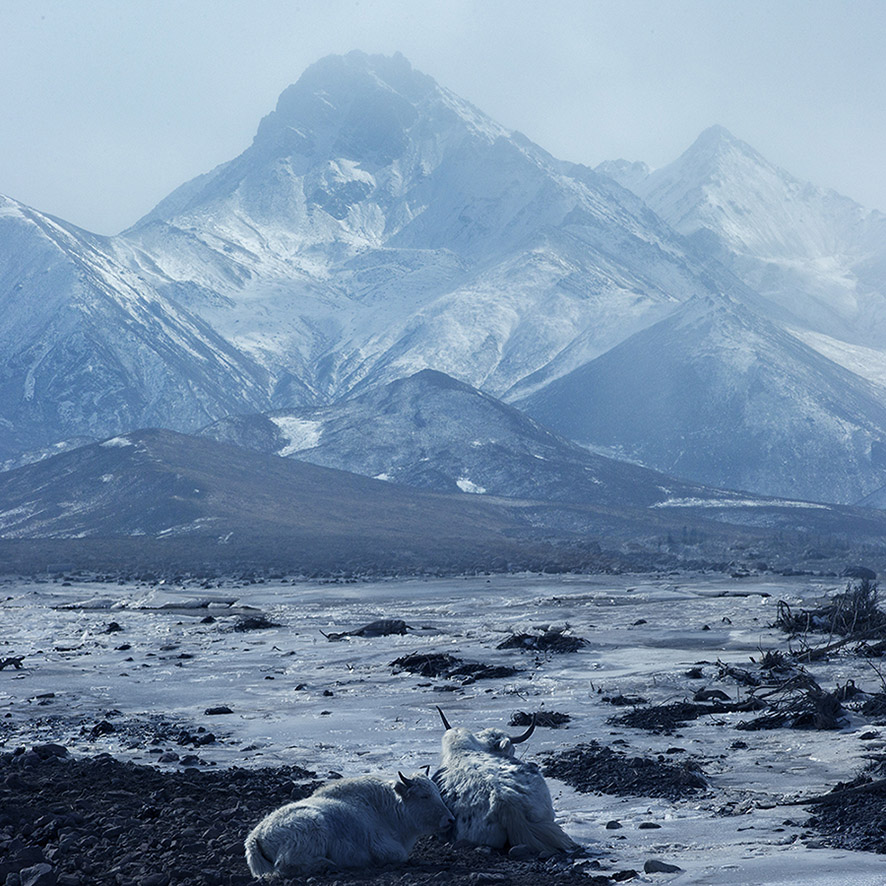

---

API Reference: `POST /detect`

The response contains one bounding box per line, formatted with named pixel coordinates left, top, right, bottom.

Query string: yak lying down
left=245, top=771, right=453, bottom=877
left=432, top=708, right=580, bottom=855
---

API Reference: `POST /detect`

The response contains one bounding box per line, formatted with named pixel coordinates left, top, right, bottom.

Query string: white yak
left=432, top=708, right=580, bottom=855
left=245, top=771, right=453, bottom=877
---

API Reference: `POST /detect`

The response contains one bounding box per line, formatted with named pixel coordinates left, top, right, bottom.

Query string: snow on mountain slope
left=0, top=195, right=270, bottom=460
left=599, top=126, right=886, bottom=355
left=118, top=52, right=718, bottom=404
left=518, top=292, right=886, bottom=505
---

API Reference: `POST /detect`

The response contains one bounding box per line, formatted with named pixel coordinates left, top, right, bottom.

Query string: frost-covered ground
left=2, top=572, right=886, bottom=884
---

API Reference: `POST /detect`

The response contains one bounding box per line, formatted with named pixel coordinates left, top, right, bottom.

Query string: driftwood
left=792, top=624, right=886, bottom=661
left=321, top=619, right=410, bottom=641
left=777, top=777, right=886, bottom=807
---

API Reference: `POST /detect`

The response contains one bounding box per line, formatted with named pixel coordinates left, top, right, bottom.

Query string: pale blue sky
left=1, top=0, right=883, bottom=234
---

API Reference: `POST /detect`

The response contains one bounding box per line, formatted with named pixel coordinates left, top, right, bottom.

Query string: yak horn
left=436, top=706, right=452, bottom=731
left=398, top=771, right=413, bottom=787
left=510, top=714, right=536, bottom=744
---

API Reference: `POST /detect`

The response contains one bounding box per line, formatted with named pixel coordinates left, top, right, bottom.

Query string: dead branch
left=778, top=777, right=886, bottom=807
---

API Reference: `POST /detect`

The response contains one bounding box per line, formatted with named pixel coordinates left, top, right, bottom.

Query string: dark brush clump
left=540, top=740, right=707, bottom=801
left=231, top=614, right=282, bottom=632
left=510, top=711, right=572, bottom=728
left=804, top=761, right=886, bottom=854
left=390, top=652, right=520, bottom=683
left=775, top=579, right=886, bottom=638
left=736, top=673, right=848, bottom=732
left=607, top=702, right=720, bottom=735
left=497, top=628, right=587, bottom=654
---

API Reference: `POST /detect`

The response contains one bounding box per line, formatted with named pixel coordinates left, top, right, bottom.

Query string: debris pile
left=540, top=740, right=707, bottom=800
left=322, top=618, right=410, bottom=640
left=391, top=652, right=520, bottom=684
left=510, top=710, right=572, bottom=729
left=497, top=627, right=587, bottom=654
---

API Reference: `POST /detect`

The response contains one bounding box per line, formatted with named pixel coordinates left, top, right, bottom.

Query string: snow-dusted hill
left=199, top=368, right=741, bottom=509
left=518, top=291, right=886, bottom=504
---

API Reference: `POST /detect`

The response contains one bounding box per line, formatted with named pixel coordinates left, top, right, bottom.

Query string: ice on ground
left=2, top=572, right=885, bottom=883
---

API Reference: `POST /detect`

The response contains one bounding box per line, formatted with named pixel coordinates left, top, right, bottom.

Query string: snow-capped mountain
left=116, top=51, right=718, bottom=405
left=200, top=368, right=744, bottom=508
left=0, top=195, right=270, bottom=460
left=5, top=53, right=886, bottom=513
left=599, top=126, right=886, bottom=378
left=518, top=291, right=886, bottom=504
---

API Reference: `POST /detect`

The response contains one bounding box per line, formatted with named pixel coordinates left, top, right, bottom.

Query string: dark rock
left=89, top=721, right=116, bottom=739
left=204, top=706, right=233, bottom=716
left=31, top=745, right=68, bottom=761
left=644, top=859, right=682, bottom=873
left=19, top=864, right=56, bottom=886
left=231, top=615, right=280, bottom=632
left=13, top=848, right=45, bottom=868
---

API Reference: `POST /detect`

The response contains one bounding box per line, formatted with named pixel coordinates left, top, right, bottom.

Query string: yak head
left=435, top=707, right=535, bottom=759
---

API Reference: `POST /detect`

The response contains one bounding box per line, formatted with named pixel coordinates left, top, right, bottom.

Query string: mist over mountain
left=200, top=368, right=737, bottom=508
left=598, top=125, right=886, bottom=383
left=518, top=292, right=886, bottom=504
left=115, top=51, right=718, bottom=406
left=2, top=51, right=886, bottom=532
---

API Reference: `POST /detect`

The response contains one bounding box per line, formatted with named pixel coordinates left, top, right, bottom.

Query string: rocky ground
left=0, top=745, right=632, bottom=886
left=5, top=738, right=883, bottom=886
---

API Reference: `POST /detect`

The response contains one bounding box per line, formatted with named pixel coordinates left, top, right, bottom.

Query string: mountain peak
left=251, top=51, right=506, bottom=166
left=251, top=52, right=429, bottom=162
left=679, top=124, right=766, bottom=171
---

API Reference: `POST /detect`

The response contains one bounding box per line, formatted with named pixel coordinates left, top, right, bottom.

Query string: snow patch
left=99, top=436, right=133, bottom=449
left=456, top=477, right=486, bottom=494
left=271, top=416, right=323, bottom=456
left=651, top=497, right=831, bottom=510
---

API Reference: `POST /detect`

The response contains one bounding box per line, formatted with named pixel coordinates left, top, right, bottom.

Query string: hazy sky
left=1, top=0, right=884, bottom=235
